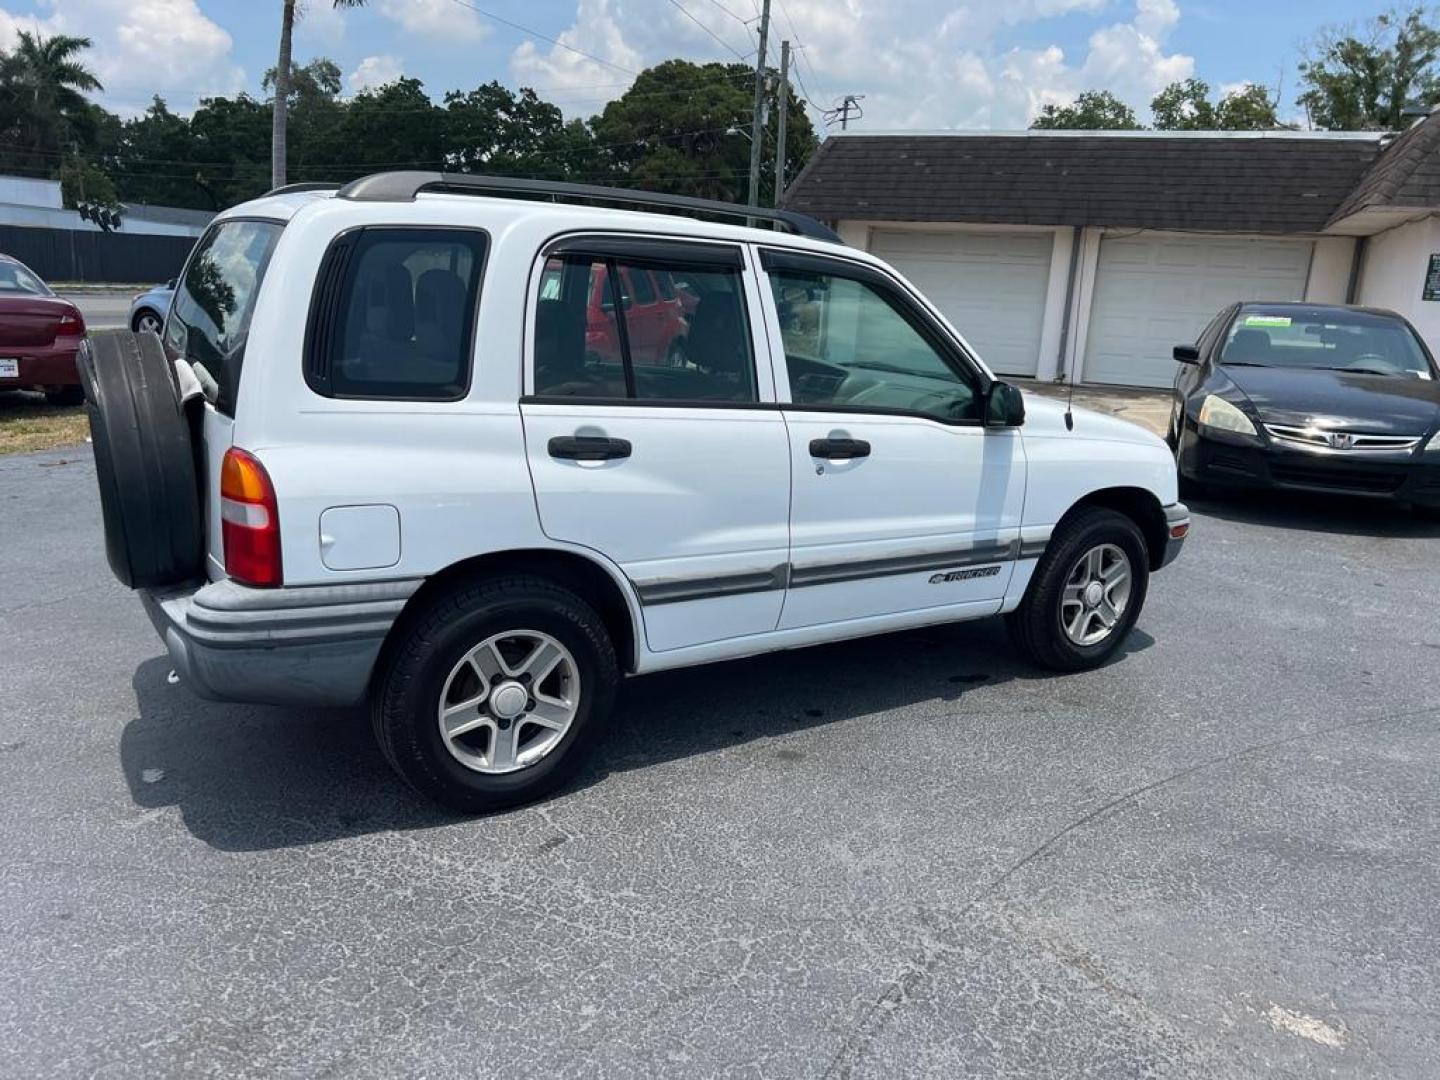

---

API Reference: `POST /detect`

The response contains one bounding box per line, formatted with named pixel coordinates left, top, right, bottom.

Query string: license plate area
left=0, top=358, right=19, bottom=379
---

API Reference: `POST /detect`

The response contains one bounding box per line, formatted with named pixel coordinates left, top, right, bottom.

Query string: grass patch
left=0, top=391, right=89, bottom=455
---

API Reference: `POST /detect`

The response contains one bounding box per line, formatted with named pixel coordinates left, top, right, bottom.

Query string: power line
left=699, top=0, right=751, bottom=24
left=663, top=0, right=753, bottom=62
left=441, top=0, right=638, bottom=76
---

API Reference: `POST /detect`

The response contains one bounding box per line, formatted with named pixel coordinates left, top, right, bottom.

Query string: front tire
left=372, top=575, right=618, bottom=813
left=1007, top=508, right=1150, bottom=672
left=132, top=309, right=162, bottom=336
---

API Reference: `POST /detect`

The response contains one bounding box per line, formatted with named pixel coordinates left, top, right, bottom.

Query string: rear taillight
left=220, top=448, right=282, bottom=587
left=57, top=309, right=85, bottom=337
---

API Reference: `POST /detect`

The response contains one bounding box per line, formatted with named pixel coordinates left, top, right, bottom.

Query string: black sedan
left=1169, top=302, right=1440, bottom=514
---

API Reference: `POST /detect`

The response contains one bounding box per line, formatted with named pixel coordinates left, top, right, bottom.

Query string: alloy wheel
left=1059, top=542, right=1132, bottom=646
left=437, top=630, right=580, bottom=774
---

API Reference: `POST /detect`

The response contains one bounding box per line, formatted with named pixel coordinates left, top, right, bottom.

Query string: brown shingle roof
left=782, top=132, right=1383, bottom=234
left=1328, top=110, right=1440, bottom=225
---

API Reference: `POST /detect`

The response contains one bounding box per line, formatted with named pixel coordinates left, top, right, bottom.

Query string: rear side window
left=533, top=248, right=756, bottom=404
left=307, top=227, right=487, bottom=400
left=165, top=219, right=282, bottom=416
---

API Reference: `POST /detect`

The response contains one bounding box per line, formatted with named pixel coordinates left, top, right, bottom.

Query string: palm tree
left=272, top=0, right=366, bottom=188
left=2, top=32, right=102, bottom=167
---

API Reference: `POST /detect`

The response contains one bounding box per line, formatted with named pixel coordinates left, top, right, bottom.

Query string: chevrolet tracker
left=79, top=173, right=1188, bottom=812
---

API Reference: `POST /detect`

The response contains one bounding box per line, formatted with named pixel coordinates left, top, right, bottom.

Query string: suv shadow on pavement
left=1185, top=489, right=1440, bottom=538
left=119, top=617, right=1154, bottom=852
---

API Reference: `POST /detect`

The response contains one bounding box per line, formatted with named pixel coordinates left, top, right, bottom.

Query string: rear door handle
left=809, top=437, right=871, bottom=460
left=548, top=435, right=632, bottom=461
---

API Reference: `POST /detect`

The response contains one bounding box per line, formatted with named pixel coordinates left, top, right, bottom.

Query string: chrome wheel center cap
left=490, top=682, right=528, bottom=720
left=1083, top=581, right=1104, bottom=608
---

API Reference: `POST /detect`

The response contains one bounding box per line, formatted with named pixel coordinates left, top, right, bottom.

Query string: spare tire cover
left=79, top=331, right=204, bottom=589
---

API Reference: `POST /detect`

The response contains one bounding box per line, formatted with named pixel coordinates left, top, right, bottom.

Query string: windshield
left=0, top=260, right=52, bottom=297
left=1220, top=309, right=1434, bottom=379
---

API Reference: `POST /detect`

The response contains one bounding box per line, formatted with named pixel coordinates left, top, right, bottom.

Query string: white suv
left=80, top=172, right=1187, bottom=812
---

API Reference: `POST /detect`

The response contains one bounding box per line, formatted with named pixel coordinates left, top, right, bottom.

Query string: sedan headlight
left=1425, top=430, right=1440, bottom=453
left=1198, top=394, right=1257, bottom=437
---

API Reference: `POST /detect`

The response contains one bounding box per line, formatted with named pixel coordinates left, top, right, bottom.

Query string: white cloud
left=510, top=0, right=642, bottom=99
left=297, top=1, right=347, bottom=49
left=348, top=53, right=404, bottom=93
left=0, top=0, right=243, bottom=113
left=375, top=0, right=489, bottom=44
left=525, top=0, right=1195, bottom=129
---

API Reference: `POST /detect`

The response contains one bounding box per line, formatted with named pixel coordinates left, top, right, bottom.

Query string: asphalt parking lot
left=3, top=446, right=1439, bottom=1079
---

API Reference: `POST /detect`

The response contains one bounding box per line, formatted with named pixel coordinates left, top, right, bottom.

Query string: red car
left=0, top=255, right=87, bottom=405
left=542, top=259, right=688, bottom=367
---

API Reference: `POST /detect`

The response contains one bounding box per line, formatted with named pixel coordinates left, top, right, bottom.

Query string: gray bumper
left=140, top=577, right=421, bottom=708
left=1158, top=502, right=1189, bottom=569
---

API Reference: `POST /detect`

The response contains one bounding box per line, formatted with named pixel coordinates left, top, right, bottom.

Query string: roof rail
left=264, top=182, right=342, bottom=197
left=334, top=171, right=842, bottom=243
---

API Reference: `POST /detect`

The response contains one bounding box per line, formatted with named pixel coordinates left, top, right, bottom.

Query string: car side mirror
left=985, top=380, right=1026, bottom=428
left=165, top=278, right=176, bottom=290
left=1173, top=344, right=1200, bottom=365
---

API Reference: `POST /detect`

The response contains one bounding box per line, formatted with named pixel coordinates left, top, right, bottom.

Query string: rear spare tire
left=79, top=331, right=203, bottom=589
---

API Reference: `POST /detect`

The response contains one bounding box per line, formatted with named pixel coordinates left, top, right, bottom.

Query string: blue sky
left=0, top=1, right=1393, bottom=129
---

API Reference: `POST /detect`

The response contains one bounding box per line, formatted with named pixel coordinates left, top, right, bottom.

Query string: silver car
left=128, top=280, right=174, bottom=335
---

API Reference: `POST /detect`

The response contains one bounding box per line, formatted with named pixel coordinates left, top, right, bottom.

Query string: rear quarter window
left=306, top=227, right=488, bottom=400
left=164, top=219, right=283, bottom=416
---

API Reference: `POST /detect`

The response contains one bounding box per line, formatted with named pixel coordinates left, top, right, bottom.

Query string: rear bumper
left=0, top=341, right=82, bottom=390
left=140, top=577, right=421, bottom=708
left=1181, top=430, right=1440, bottom=506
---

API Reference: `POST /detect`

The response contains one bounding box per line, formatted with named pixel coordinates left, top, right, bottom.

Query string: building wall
left=1357, top=215, right=1440, bottom=350
left=835, top=220, right=1362, bottom=385
left=1306, top=236, right=1357, bottom=302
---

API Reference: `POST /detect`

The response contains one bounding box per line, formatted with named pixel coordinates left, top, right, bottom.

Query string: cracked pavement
left=3, top=446, right=1440, bottom=1077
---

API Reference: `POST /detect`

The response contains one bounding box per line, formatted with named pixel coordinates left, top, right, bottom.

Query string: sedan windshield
left=1220, top=309, right=1434, bottom=379
left=0, top=260, right=52, bottom=297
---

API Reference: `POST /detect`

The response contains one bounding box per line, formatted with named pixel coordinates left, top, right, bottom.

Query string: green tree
left=333, top=76, right=445, bottom=177
left=190, top=93, right=273, bottom=206
left=0, top=32, right=103, bottom=180
left=271, top=1, right=366, bottom=188
left=1031, top=90, right=1142, bottom=130
left=1298, top=7, right=1440, bottom=130
left=443, top=82, right=597, bottom=179
left=589, top=59, right=817, bottom=203
left=111, top=97, right=208, bottom=208
left=1151, top=78, right=1280, bottom=130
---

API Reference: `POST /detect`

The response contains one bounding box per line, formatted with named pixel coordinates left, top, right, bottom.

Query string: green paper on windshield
left=1244, top=315, right=1291, bottom=328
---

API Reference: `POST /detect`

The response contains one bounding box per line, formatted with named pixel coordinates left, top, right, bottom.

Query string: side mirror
left=985, top=380, right=1026, bottom=428
left=1173, top=344, right=1200, bottom=365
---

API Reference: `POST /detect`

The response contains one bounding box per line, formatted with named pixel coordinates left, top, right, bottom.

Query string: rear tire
left=372, top=575, right=618, bottom=813
left=79, top=331, right=203, bottom=589
left=1007, top=508, right=1150, bottom=672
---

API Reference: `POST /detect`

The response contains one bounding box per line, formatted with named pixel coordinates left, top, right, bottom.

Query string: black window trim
left=758, top=245, right=993, bottom=427
left=167, top=213, right=287, bottom=418
left=303, top=223, right=490, bottom=403
left=527, top=229, right=762, bottom=408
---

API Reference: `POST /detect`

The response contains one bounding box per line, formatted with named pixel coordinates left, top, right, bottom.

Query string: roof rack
left=264, top=182, right=342, bottom=197
left=333, top=171, right=842, bottom=243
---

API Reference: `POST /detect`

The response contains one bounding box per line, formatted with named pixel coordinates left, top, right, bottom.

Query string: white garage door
left=869, top=229, right=1053, bottom=377
left=1083, top=234, right=1313, bottom=387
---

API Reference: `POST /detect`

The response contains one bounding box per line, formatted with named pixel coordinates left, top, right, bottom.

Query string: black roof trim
left=264, top=182, right=342, bottom=197
left=334, top=171, right=842, bottom=243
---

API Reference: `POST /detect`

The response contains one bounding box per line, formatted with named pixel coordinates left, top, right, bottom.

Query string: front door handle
left=548, top=435, right=632, bottom=461
left=809, top=437, right=871, bottom=460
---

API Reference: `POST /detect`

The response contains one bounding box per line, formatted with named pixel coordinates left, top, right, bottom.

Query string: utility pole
left=774, top=40, right=789, bottom=207
left=747, top=0, right=771, bottom=209
left=837, top=94, right=863, bottom=131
